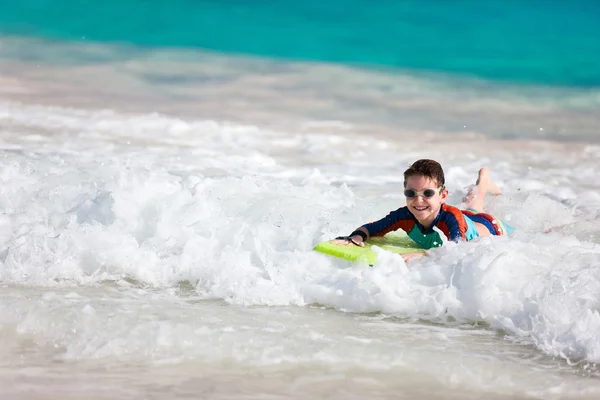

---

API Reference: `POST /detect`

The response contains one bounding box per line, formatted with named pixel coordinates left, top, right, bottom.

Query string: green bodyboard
left=313, top=232, right=424, bottom=265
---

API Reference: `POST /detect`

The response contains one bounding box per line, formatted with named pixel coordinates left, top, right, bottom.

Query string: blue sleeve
left=361, top=207, right=415, bottom=238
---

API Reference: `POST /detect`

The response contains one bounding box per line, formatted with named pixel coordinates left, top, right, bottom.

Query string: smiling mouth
left=413, top=206, right=429, bottom=211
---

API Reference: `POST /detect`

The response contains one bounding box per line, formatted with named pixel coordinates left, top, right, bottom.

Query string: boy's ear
left=440, top=188, right=449, bottom=202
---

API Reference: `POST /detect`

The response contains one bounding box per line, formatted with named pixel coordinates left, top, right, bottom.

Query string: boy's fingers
left=329, top=238, right=364, bottom=247
left=329, top=239, right=351, bottom=246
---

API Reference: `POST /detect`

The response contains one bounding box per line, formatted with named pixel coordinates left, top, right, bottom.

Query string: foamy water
left=2, top=37, right=600, bottom=399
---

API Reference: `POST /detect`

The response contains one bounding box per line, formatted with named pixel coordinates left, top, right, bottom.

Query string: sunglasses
left=404, top=187, right=442, bottom=198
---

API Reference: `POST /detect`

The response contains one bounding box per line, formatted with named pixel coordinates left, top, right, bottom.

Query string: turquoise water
left=1, top=0, right=600, bottom=87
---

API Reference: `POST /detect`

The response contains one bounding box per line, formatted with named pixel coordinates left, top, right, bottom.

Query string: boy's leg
left=462, top=168, right=501, bottom=213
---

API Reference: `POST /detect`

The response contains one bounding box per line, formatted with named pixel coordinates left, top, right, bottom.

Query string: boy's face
left=404, top=175, right=448, bottom=226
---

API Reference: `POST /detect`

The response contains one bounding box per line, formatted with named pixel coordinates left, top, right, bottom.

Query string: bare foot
left=476, top=168, right=502, bottom=196
left=463, top=168, right=501, bottom=212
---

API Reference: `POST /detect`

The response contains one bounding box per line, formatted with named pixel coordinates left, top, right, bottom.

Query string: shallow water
left=2, top=23, right=600, bottom=400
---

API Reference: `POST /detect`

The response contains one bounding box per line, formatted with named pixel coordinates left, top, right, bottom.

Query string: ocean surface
left=2, top=0, right=600, bottom=86
left=1, top=1, right=600, bottom=399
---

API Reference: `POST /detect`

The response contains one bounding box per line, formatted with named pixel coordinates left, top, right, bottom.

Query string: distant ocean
left=2, top=0, right=600, bottom=86
left=2, top=2, right=600, bottom=400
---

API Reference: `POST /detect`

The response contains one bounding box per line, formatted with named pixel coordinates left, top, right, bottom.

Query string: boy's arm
left=332, top=207, right=414, bottom=247
left=438, top=206, right=468, bottom=242
left=362, top=207, right=414, bottom=238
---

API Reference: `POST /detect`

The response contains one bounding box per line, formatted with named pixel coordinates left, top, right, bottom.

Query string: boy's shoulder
left=439, top=204, right=467, bottom=221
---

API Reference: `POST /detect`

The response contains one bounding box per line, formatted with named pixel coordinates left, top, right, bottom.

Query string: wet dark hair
left=403, top=159, right=445, bottom=188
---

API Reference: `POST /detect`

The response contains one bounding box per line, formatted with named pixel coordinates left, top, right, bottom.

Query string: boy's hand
left=401, top=252, right=425, bottom=262
left=330, top=235, right=365, bottom=247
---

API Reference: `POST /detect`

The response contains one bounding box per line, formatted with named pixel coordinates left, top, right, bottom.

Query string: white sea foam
left=2, top=39, right=600, bottom=398
left=1, top=102, right=599, bottom=368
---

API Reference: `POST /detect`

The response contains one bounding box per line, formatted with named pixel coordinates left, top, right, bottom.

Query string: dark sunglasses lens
left=404, top=189, right=417, bottom=198
left=423, top=189, right=436, bottom=198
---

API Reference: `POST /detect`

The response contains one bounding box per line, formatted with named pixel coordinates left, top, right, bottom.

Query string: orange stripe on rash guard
left=441, top=204, right=468, bottom=241
left=436, top=221, right=451, bottom=239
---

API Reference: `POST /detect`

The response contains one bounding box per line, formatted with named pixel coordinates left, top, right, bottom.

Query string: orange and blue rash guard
left=361, top=204, right=479, bottom=249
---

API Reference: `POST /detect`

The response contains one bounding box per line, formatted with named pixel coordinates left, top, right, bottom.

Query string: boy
left=331, top=159, right=512, bottom=261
